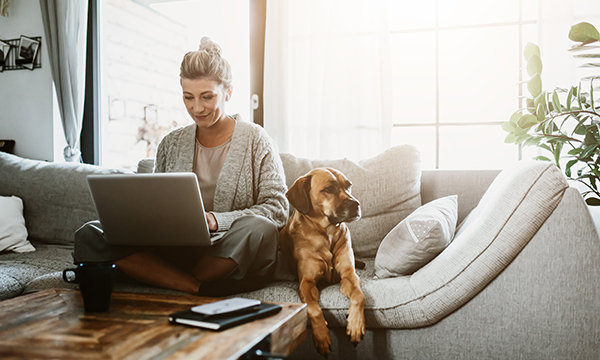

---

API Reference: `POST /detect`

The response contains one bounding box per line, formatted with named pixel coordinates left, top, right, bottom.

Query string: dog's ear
left=286, top=175, right=312, bottom=215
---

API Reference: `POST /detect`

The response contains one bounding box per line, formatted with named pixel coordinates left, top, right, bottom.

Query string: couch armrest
left=421, top=169, right=501, bottom=224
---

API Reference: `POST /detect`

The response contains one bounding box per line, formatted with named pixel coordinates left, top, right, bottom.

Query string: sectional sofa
left=0, top=145, right=598, bottom=360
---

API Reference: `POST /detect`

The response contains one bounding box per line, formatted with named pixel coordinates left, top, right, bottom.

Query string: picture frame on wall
left=0, top=40, right=11, bottom=72
left=16, top=35, right=39, bottom=70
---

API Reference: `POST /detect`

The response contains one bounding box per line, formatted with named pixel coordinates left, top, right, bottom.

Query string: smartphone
left=191, top=297, right=261, bottom=316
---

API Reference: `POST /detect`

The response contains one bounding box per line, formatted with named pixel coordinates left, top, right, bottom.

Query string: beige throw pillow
left=0, top=195, right=35, bottom=253
left=374, top=195, right=458, bottom=278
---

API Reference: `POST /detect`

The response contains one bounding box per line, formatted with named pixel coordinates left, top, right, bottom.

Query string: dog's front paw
left=346, top=309, right=365, bottom=345
left=312, top=323, right=332, bottom=356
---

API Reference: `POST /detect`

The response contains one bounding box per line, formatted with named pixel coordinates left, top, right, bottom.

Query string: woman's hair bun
left=180, top=36, right=232, bottom=87
left=198, top=36, right=221, bottom=55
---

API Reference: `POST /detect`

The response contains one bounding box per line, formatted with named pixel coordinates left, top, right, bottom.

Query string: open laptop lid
left=86, top=172, right=215, bottom=246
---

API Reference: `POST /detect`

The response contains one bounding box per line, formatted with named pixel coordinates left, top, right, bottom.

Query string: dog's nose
left=346, top=198, right=359, bottom=210
left=342, top=198, right=361, bottom=216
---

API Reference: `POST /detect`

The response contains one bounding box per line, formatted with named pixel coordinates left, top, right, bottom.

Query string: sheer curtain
left=39, top=0, right=88, bottom=162
left=263, top=0, right=392, bottom=161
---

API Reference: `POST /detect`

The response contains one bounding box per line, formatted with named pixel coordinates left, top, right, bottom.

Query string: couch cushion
left=237, top=160, right=569, bottom=329
left=0, top=195, right=35, bottom=253
left=374, top=194, right=458, bottom=278
left=0, top=243, right=75, bottom=300
left=0, top=152, right=130, bottom=246
left=280, top=145, right=422, bottom=258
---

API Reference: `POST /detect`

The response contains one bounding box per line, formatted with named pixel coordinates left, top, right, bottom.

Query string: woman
left=74, top=37, right=289, bottom=296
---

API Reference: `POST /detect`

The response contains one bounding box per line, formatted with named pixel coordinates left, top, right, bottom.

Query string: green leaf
left=528, top=74, right=543, bottom=98
left=514, top=125, right=529, bottom=136
left=533, top=155, right=552, bottom=162
left=580, top=144, right=598, bottom=159
left=569, top=22, right=600, bottom=45
left=573, top=54, right=600, bottom=59
left=554, top=142, right=564, bottom=167
left=504, top=132, right=518, bottom=144
left=523, top=136, right=542, bottom=147
left=526, top=55, right=543, bottom=76
left=534, top=91, right=548, bottom=115
left=552, top=91, right=563, bottom=113
left=585, top=132, right=597, bottom=146
left=526, top=98, right=536, bottom=114
left=518, top=114, right=539, bottom=129
left=524, top=42, right=541, bottom=61
left=536, top=104, right=546, bottom=122
left=509, top=111, right=521, bottom=126
left=568, top=147, right=583, bottom=155
left=502, top=121, right=516, bottom=132
left=516, top=134, right=532, bottom=145
left=585, top=197, right=600, bottom=206
left=569, top=44, right=600, bottom=52
left=565, top=159, right=578, bottom=177
left=539, top=143, right=553, bottom=153
left=566, top=86, right=575, bottom=111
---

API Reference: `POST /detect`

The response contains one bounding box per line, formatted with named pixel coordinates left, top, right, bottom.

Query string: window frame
left=390, top=8, right=532, bottom=169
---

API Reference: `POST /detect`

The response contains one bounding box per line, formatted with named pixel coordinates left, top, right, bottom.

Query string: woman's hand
left=206, top=212, right=218, bottom=231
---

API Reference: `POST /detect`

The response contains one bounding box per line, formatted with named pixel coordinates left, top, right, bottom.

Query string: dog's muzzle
left=328, top=198, right=361, bottom=225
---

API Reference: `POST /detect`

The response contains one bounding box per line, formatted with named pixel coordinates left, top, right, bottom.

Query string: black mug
left=63, top=262, right=116, bottom=313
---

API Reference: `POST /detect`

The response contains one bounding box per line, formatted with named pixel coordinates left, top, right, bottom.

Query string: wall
left=100, top=0, right=188, bottom=170
left=0, top=0, right=63, bottom=162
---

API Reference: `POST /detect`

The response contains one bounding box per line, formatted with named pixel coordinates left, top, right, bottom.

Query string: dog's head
left=287, top=168, right=361, bottom=225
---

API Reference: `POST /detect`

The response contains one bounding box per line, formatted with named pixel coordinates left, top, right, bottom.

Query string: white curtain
left=263, top=0, right=392, bottom=161
left=39, top=0, right=88, bottom=162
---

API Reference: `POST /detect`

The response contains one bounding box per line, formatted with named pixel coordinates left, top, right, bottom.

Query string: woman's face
left=181, top=77, right=232, bottom=129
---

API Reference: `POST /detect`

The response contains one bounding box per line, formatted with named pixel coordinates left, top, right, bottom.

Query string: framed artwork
left=16, top=35, right=40, bottom=70
left=0, top=40, right=11, bottom=72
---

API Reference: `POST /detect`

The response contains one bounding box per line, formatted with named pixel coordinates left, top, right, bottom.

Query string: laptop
left=86, top=172, right=224, bottom=246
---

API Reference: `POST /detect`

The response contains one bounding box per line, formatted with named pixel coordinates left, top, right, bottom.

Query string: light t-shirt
left=193, top=138, right=231, bottom=212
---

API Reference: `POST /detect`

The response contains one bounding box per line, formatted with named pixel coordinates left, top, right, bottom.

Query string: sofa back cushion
left=0, top=152, right=130, bottom=246
left=280, top=145, right=422, bottom=258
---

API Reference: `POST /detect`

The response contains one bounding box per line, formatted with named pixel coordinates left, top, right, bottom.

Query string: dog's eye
left=322, top=186, right=335, bottom=194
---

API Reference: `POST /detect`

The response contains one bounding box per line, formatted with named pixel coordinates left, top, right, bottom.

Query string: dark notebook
left=168, top=303, right=282, bottom=331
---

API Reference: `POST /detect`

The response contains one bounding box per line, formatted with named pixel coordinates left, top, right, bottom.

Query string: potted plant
left=503, top=22, right=600, bottom=205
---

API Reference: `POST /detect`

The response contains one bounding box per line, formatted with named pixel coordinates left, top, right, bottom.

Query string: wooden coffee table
left=0, top=288, right=307, bottom=359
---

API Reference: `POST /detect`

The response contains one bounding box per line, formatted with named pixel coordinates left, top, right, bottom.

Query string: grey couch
left=1, top=147, right=599, bottom=360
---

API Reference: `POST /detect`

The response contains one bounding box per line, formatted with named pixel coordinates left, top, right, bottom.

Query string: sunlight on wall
left=100, top=0, right=249, bottom=170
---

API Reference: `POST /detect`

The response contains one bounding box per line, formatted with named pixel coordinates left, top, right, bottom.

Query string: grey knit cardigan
left=153, top=115, right=289, bottom=231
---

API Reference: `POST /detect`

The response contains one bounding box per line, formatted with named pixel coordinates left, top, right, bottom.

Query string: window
left=98, top=0, right=250, bottom=170
left=388, top=0, right=539, bottom=169
left=388, top=0, right=600, bottom=169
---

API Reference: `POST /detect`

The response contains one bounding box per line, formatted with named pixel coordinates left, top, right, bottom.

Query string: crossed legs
left=73, top=215, right=278, bottom=296
left=114, top=251, right=236, bottom=294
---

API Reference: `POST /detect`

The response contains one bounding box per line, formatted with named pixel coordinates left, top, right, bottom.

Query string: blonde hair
left=180, top=37, right=232, bottom=87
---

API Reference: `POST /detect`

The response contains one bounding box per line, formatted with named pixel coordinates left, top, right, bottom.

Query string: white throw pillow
left=374, top=195, right=458, bottom=278
left=0, top=195, right=35, bottom=253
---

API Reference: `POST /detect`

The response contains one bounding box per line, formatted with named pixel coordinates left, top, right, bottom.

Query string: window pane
left=388, top=0, right=436, bottom=31
left=438, top=26, right=519, bottom=123
left=574, top=0, right=600, bottom=18
left=391, top=32, right=437, bottom=124
left=391, top=126, right=436, bottom=169
left=438, top=0, right=520, bottom=27
left=522, top=0, right=538, bottom=21
left=439, top=125, right=518, bottom=169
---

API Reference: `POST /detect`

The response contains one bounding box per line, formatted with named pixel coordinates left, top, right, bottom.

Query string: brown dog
left=279, top=168, right=365, bottom=356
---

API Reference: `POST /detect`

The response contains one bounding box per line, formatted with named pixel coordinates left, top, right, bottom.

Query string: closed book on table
left=168, top=303, right=282, bottom=331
